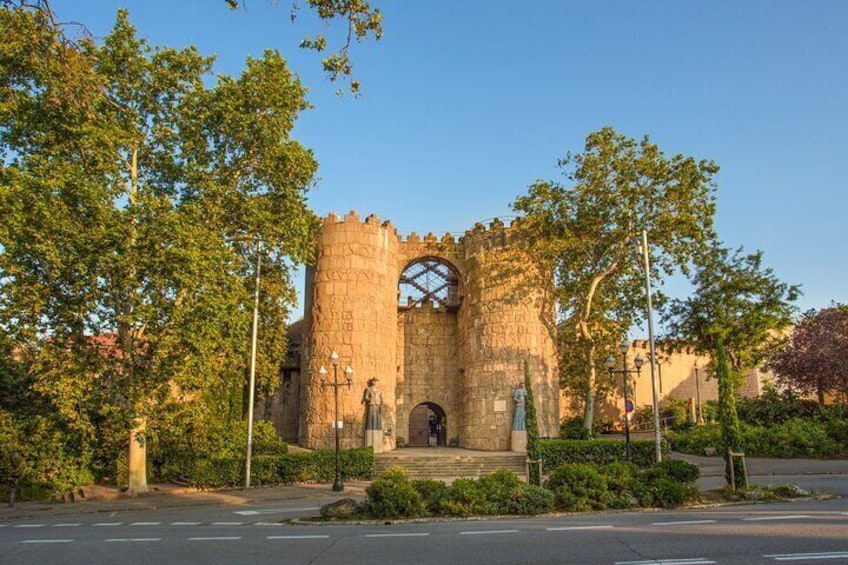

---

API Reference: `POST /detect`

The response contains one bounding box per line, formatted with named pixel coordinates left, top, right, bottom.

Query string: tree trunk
left=127, top=417, right=148, bottom=495
left=716, top=338, right=745, bottom=488
left=582, top=341, right=596, bottom=433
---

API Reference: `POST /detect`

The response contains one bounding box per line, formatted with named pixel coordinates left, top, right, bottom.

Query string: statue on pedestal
left=362, top=378, right=383, bottom=452
left=512, top=382, right=527, bottom=431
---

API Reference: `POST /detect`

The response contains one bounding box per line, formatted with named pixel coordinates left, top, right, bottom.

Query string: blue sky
left=51, top=1, right=848, bottom=326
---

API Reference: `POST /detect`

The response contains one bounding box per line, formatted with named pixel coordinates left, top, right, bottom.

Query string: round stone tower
left=300, top=211, right=400, bottom=450
left=457, top=220, right=560, bottom=449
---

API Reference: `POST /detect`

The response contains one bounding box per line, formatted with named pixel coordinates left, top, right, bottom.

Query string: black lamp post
left=605, top=339, right=644, bottom=461
left=319, top=351, right=353, bottom=492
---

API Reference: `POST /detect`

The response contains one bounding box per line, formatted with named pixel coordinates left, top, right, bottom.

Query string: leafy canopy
left=768, top=304, right=848, bottom=403
left=512, top=127, right=718, bottom=428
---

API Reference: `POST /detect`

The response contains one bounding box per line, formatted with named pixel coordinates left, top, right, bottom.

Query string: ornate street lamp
left=605, top=339, right=644, bottom=461
left=319, top=351, right=353, bottom=492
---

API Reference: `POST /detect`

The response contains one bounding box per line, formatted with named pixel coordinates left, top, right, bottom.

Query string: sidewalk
left=0, top=481, right=369, bottom=522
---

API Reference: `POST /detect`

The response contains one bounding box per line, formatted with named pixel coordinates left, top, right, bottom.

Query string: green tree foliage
left=769, top=304, right=848, bottom=404
left=663, top=244, right=799, bottom=487
left=1, top=6, right=319, bottom=493
left=228, top=0, right=383, bottom=94
left=512, top=127, right=718, bottom=432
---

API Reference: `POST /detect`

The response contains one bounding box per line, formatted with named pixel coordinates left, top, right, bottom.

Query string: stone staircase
left=375, top=449, right=527, bottom=480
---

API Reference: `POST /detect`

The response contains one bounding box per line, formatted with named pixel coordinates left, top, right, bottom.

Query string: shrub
left=560, top=417, right=591, bottom=440
left=539, top=439, right=668, bottom=470
left=442, top=477, right=482, bottom=516
left=644, top=459, right=700, bottom=484
left=671, top=419, right=847, bottom=459
left=667, top=424, right=722, bottom=455
left=649, top=477, right=696, bottom=508
left=364, top=467, right=424, bottom=519
left=545, top=463, right=612, bottom=511
left=513, top=484, right=555, bottom=515
left=736, top=388, right=820, bottom=427
left=599, top=461, right=639, bottom=508
left=182, top=447, right=375, bottom=489
left=411, top=479, right=449, bottom=514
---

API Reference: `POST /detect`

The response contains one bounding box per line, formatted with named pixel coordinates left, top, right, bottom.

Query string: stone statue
left=362, top=378, right=382, bottom=430
left=512, top=382, right=527, bottom=431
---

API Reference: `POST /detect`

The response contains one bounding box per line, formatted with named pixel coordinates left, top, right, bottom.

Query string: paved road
left=2, top=497, right=847, bottom=564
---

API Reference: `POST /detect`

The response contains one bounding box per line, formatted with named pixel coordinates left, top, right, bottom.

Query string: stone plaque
left=493, top=400, right=507, bottom=413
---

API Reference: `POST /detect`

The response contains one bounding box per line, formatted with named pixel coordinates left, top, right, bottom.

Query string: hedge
left=669, top=420, right=847, bottom=459
left=187, top=447, right=375, bottom=489
left=538, top=438, right=669, bottom=471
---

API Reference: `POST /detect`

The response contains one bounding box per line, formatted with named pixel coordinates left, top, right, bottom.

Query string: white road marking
left=188, top=536, right=242, bottom=541
left=764, top=551, right=848, bottom=561
left=52, top=523, right=82, bottom=527
left=743, top=515, right=811, bottom=521
left=365, top=533, right=430, bottom=538
left=211, top=521, right=242, bottom=526
left=93, top=522, right=123, bottom=526
left=615, top=557, right=715, bottom=565
left=547, top=525, right=614, bottom=531
left=266, top=535, right=330, bottom=540
left=235, top=507, right=319, bottom=516
left=20, top=539, right=74, bottom=544
left=459, top=529, right=519, bottom=535
left=253, top=522, right=286, bottom=526
left=130, top=521, right=161, bottom=526
left=171, top=521, right=202, bottom=526
left=14, top=524, right=45, bottom=528
left=650, top=520, right=717, bottom=526
left=105, top=538, right=161, bottom=542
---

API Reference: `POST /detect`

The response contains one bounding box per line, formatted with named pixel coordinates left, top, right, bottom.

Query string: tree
left=769, top=304, right=848, bottom=404
left=663, top=244, right=800, bottom=486
left=1, top=7, right=319, bottom=494
left=523, top=359, right=540, bottom=485
left=1, top=1, right=383, bottom=96
left=512, top=127, right=718, bottom=432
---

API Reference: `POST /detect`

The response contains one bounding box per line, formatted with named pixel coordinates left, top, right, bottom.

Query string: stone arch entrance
left=408, top=402, right=447, bottom=447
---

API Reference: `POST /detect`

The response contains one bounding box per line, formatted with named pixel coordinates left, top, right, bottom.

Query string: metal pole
left=332, top=363, right=343, bottom=492
left=641, top=230, right=663, bottom=463
left=695, top=366, right=704, bottom=425
left=622, top=355, right=632, bottom=461
left=245, top=238, right=262, bottom=489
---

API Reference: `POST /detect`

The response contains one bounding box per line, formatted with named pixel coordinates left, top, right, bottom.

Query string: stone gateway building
left=280, top=211, right=560, bottom=453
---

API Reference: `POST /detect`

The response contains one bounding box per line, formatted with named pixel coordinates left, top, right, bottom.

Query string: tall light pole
left=605, top=339, right=643, bottom=461
left=244, top=237, right=262, bottom=489
left=694, top=362, right=704, bottom=425
left=638, top=229, right=663, bottom=463
left=320, top=351, right=353, bottom=492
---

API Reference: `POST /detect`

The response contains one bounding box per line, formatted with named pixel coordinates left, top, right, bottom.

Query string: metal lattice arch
left=398, top=258, right=461, bottom=310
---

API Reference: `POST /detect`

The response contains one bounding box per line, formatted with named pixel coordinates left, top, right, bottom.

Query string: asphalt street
left=2, top=496, right=847, bottom=564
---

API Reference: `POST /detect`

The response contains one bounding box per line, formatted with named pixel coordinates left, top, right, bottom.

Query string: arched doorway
left=408, top=402, right=447, bottom=447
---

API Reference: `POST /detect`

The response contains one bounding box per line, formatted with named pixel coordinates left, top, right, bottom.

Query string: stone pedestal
left=510, top=430, right=527, bottom=453
left=366, top=429, right=384, bottom=454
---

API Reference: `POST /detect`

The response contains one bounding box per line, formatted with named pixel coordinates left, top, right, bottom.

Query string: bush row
left=545, top=459, right=700, bottom=511
left=669, top=418, right=848, bottom=458
left=362, top=467, right=555, bottom=519
left=538, top=438, right=669, bottom=470
left=177, top=447, right=375, bottom=489
left=346, top=459, right=700, bottom=520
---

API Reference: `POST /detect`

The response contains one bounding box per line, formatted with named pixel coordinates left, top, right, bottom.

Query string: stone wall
left=396, top=305, right=461, bottom=446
